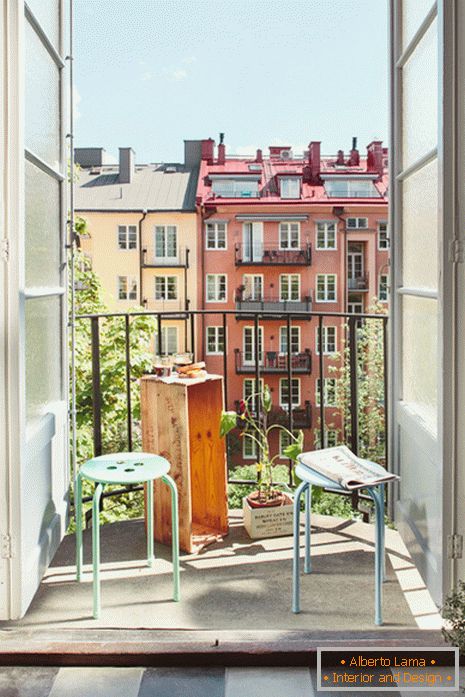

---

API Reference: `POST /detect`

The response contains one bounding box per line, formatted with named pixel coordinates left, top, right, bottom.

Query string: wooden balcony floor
left=1, top=512, right=442, bottom=633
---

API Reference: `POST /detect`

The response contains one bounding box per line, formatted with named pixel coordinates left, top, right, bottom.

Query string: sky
left=74, top=0, right=388, bottom=163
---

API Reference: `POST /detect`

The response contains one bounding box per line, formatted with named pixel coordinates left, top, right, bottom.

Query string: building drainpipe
left=199, top=203, right=206, bottom=358
left=138, top=209, right=147, bottom=306
left=333, top=207, right=346, bottom=310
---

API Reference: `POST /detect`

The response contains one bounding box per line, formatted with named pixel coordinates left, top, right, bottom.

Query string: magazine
left=298, top=445, right=399, bottom=490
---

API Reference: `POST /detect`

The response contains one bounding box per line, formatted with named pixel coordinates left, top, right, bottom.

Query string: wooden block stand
left=141, top=375, right=229, bottom=553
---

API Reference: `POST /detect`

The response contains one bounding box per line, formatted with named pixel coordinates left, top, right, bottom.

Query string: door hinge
left=1, top=239, right=9, bottom=263
left=447, top=533, right=463, bottom=559
left=449, top=239, right=465, bottom=263
left=1, top=534, right=13, bottom=559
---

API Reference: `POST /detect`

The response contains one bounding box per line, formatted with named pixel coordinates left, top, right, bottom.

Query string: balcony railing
left=142, top=246, right=190, bottom=268
left=235, top=243, right=312, bottom=265
left=234, top=400, right=312, bottom=430
left=235, top=349, right=312, bottom=374
left=235, top=292, right=312, bottom=315
left=348, top=273, right=369, bottom=290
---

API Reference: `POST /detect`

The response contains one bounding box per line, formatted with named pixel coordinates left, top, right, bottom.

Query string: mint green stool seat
left=75, top=452, right=180, bottom=619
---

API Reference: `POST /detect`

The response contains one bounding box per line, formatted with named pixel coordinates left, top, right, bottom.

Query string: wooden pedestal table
left=141, top=374, right=229, bottom=553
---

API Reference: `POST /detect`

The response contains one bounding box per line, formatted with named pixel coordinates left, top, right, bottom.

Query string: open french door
left=0, top=0, right=70, bottom=619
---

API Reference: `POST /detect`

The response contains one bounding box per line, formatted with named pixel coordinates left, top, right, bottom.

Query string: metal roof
left=74, top=163, right=199, bottom=212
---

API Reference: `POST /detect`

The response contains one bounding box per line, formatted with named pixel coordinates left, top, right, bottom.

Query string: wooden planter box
left=243, top=495, right=294, bottom=539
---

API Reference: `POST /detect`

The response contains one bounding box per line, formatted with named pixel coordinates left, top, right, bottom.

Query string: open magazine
left=299, top=445, right=399, bottom=490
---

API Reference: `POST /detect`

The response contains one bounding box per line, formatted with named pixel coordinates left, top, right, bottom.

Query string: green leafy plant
left=220, top=385, right=303, bottom=505
left=442, top=580, right=465, bottom=655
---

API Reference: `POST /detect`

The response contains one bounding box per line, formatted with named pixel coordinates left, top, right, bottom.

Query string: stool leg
left=146, top=481, right=155, bottom=568
left=292, top=480, right=307, bottom=613
left=75, top=472, right=83, bottom=582
left=380, top=484, right=386, bottom=582
left=369, top=486, right=383, bottom=626
left=92, top=483, right=103, bottom=620
left=163, top=474, right=180, bottom=602
left=304, top=483, right=312, bottom=574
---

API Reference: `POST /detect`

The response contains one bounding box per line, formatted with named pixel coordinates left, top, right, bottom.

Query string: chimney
left=119, top=147, right=135, bottom=184
left=349, top=137, right=360, bottom=166
left=217, top=132, right=225, bottom=164
left=184, top=140, right=203, bottom=167
left=201, top=138, right=215, bottom=164
left=256, top=148, right=263, bottom=163
left=367, top=140, right=384, bottom=178
left=74, top=147, right=107, bottom=167
left=336, top=150, right=344, bottom=165
left=308, top=141, right=321, bottom=183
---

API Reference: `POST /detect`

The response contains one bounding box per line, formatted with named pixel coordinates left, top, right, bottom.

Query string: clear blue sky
left=74, top=0, right=388, bottom=163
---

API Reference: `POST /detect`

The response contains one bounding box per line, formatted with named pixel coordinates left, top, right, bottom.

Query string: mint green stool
left=75, top=452, right=180, bottom=619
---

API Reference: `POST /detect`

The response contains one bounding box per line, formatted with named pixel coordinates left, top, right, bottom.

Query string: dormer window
left=280, top=177, right=301, bottom=199
left=324, top=178, right=380, bottom=198
left=210, top=175, right=260, bottom=198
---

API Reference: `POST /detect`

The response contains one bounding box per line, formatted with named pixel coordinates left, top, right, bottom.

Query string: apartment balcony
left=142, top=246, right=190, bottom=268
left=234, top=349, right=312, bottom=374
left=235, top=243, right=312, bottom=266
left=347, top=273, right=369, bottom=291
left=235, top=291, right=312, bottom=318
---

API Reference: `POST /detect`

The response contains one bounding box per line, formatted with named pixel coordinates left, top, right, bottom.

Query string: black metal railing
left=235, top=243, right=312, bottom=265
left=348, top=273, right=369, bottom=290
left=235, top=293, right=312, bottom=315
left=142, top=246, right=190, bottom=268
left=75, top=308, right=388, bottom=514
left=234, top=400, right=312, bottom=429
left=235, top=349, right=312, bottom=374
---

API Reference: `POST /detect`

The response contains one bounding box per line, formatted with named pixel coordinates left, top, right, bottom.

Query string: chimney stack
left=119, top=147, right=135, bottom=184
left=256, top=148, right=263, bottom=163
left=201, top=138, right=215, bottom=164
left=308, top=141, right=321, bottom=183
left=217, top=132, right=225, bottom=164
left=336, top=150, right=344, bottom=165
left=349, top=137, right=360, bottom=166
left=367, top=140, right=384, bottom=178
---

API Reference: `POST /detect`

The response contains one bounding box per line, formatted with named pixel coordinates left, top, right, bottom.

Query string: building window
left=243, top=326, right=263, bottom=364
left=314, top=429, right=339, bottom=449
left=378, top=222, right=389, bottom=249
left=316, top=326, right=337, bottom=354
left=118, top=275, right=138, bottom=300
left=348, top=294, right=364, bottom=314
left=316, top=274, right=337, bottom=302
left=206, top=274, right=227, bottom=302
left=118, top=225, right=137, bottom=250
left=316, top=378, right=337, bottom=407
left=316, top=221, right=336, bottom=250
left=325, top=180, right=380, bottom=198
left=206, top=222, right=227, bottom=250
left=155, top=275, right=178, bottom=300
left=280, top=274, right=300, bottom=301
left=206, top=326, right=225, bottom=354
left=379, top=274, right=389, bottom=302
left=279, top=326, right=300, bottom=354
left=346, top=217, right=368, bottom=229
left=242, top=274, right=263, bottom=300
left=279, top=222, right=300, bottom=249
left=243, top=377, right=264, bottom=412
left=280, top=378, right=300, bottom=408
left=155, top=225, right=177, bottom=258
left=155, top=326, right=178, bottom=356
left=279, top=429, right=300, bottom=457
left=243, top=434, right=257, bottom=459
left=280, top=177, right=301, bottom=199
left=212, top=179, right=259, bottom=198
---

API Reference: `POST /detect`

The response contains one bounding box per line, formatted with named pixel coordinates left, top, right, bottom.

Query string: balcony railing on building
left=234, top=399, right=312, bottom=430
left=142, top=246, right=190, bottom=268
left=347, top=273, right=369, bottom=291
left=235, top=349, right=312, bottom=374
left=235, top=243, right=312, bottom=266
left=235, top=290, right=312, bottom=316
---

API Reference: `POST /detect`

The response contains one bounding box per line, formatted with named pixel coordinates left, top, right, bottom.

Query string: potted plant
left=220, top=385, right=304, bottom=539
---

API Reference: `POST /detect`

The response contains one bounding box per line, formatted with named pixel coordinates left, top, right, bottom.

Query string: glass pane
left=26, top=295, right=63, bottom=422
left=402, top=295, right=437, bottom=434
left=402, top=19, right=437, bottom=169
left=25, top=21, right=60, bottom=167
left=402, top=157, right=438, bottom=290
left=402, top=0, right=433, bottom=50
left=25, top=161, right=61, bottom=288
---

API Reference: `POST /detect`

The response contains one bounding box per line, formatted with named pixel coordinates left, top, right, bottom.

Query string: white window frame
left=378, top=221, right=390, bottom=250
left=315, top=378, right=337, bottom=407
left=155, top=275, right=178, bottom=301
left=155, top=225, right=178, bottom=260
left=279, top=222, right=300, bottom=249
left=205, top=222, right=227, bottom=250
left=280, top=273, right=301, bottom=302
left=315, top=326, right=337, bottom=354
left=243, top=377, right=265, bottom=412
left=118, top=275, right=138, bottom=301
left=315, top=429, right=339, bottom=449
left=379, top=274, right=389, bottom=302
left=155, top=326, right=179, bottom=356
left=242, top=274, right=263, bottom=300
left=279, top=326, right=301, bottom=354
left=118, top=224, right=137, bottom=250
left=316, top=274, right=337, bottom=302
left=347, top=217, right=369, bottom=229
left=206, top=326, right=225, bottom=354
left=280, top=177, right=301, bottom=199
left=206, top=274, right=227, bottom=303
left=243, top=326, right=264, bottom=364
left=243, top=434, right=257, bottom=459
left=315, top=221, right=337, bottom=250
left=279, top=378, right=301, bottom=408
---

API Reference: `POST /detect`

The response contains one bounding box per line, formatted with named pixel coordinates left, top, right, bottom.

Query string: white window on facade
left=118, top=225, right=137, bottom=250
left=378, top=222, right=390, bottom=250
left=316, top=221, right=336, bottom=250
left=243, top=377, right=264, bottom=412
left=279, top=429, right=300, bottom=457
left=325, top=180, right=380, bottom=198
left=243, top=434, right=257, bottom=459
left=316, top=326, right=337, bottom=354
left=316, top=274, right=337, bottom=302
left=206, top=326, right=225, bottom=354
left=206, top=274, right=227, bottom=302
left=346, top=217, right=369, bottom=229
left=280, top=177, right=301, bottom=199
left=379, top=274, right=389, bottom=302
left=155, top=326, right=178, bottom=355
left=118, top=275, right=138, bottom=300
left=316, top=378, right=337, bottom=407
left=314, top=429, right=339, bottom=449
left=243, top=326, right=264, bottom=364
left=155, top=225, right=177, bottom=259
left=212, top=179, right=259, bottom=198
left=206, top=222, right=227, bottom=249
left=279, top=378, right=300, bottom=408
left=155, top=275, right=178, bottom=300
left=279, top=326, right=301, bottom=354
left=280, top=274, right=300, bottom=301
left=279, top=222, right=300, bottom=249
left=243, top=274, right=263, bottom=300
left=348, top=294, right=364, bottom=314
